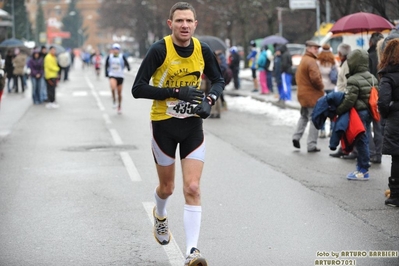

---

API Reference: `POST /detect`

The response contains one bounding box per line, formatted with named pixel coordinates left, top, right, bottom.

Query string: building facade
left=25, top=0, right=114, bottom=52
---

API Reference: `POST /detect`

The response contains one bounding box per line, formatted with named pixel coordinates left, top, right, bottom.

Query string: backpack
left=223, top=67, right=233, bottom=85
left=58, top=52, right=71, bottom=68
left=329, top=64, right=338, bottom=85
left=368, top=78, right=380, bottom=121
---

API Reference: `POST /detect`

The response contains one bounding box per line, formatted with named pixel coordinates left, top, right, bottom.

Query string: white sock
left=184, top=204, right=202, bottom=256
left=154, top=187, right=168, bottom=217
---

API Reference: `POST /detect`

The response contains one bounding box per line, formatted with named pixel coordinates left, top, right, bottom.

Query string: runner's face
left=167, top=9, right=197, bottom=47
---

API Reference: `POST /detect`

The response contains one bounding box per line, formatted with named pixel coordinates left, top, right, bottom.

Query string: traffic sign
left=289, top=0, right=316, bottom=9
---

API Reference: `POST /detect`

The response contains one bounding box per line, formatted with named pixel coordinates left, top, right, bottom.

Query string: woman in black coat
left=4, top=49, right=15, bottom=93
left=377, top=39, right=399, bottom=207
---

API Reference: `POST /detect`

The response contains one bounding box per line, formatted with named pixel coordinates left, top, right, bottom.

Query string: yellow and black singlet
left=150, top=35, right=205, bottom=121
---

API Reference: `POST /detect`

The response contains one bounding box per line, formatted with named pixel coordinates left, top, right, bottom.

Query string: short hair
left=169, top=2, right=196, bottom=20
left=337, top=43, right=351, bottom=57
left=369, top=32, right=384, bottom=47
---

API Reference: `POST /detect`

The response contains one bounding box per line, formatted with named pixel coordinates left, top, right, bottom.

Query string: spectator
left=274, top=47, right=283, bottom=105
left=329, top=43, right=352, bottom=158
left=377, top=38, right=399, bottom=206
left=257, top=46, right=270, bottom=94
left=280, top=44, right=293, bottom=101
left=292, top=40, right=324, bottom=152
left=4, top=49, right=15, bottom=93
left=58, top=49, right=71, bottom=81
left=12, top=48, right=27, bottom=93
left=39, top=46, right=48, bottom=101
left=265, top=44, right=274, bottom=93
left=28, top=49, right=45, bottom=104
left=317, top=43, right=338, bottom=138
left=229, top=46, right=240, bottom=90
left=336, top=49, right=378, bottom=180
left=44, top=46, right=60, bottom=109
left=368, top=32, right=384, bottom=164
left=247, top=40, right=259, bottom=92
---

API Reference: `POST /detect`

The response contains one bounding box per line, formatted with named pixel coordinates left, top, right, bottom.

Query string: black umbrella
left=197, top=35, right=227, bottom=52
left=0, top=38, right=25, bottom=48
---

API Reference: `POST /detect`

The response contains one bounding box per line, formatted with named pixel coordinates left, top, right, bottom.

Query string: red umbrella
left=330, top=12, right=394, bottom=34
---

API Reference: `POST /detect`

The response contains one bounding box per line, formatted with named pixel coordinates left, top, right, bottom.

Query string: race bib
left=166, top=100, right=197, bottom=119
left=111, top=62, right=121, bottom=71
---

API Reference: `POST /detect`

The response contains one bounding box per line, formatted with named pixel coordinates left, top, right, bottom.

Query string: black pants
left=14, top=75, right=25, bottom=92
left=391, top=156, right=399, bottom=180
left=46, top=78, right=57, bottom=103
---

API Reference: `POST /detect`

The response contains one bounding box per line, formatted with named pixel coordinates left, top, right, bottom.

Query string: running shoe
left=112, top=101, right=117, bottom=109
left=152, top=206, right=171, bottom=245
left=117, top=107, right=122, bottom=114
left=184, top=247, right=207, bottom=266
left=347, top=169, right=369, bottom=181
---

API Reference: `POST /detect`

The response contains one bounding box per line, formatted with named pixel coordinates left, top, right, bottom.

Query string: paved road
left=1, top=60, right=398, bottom=266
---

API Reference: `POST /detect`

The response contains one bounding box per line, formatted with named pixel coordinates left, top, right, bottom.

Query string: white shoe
left=112, top=101, right=117, bottom=109
left=153, top=206, right=171, bottom=245
left=52, top=103, right=59, bottom=109
left=117, top=107, right=122, bottom=114
left=184, top=247, right=207, bottom=266
left=45, top=103, right=53, bottom=109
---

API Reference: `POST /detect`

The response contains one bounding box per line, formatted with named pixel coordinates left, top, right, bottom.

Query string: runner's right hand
left=173, top=86, right=204, bottom=104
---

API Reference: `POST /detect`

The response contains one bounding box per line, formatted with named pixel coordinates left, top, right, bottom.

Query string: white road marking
left=72, top=91, right=88, bottom=96
left=120, top=152, right=142, bottom=182
left=103, top=113, right=112, bottom=124
left=85, top=76, right=105, bottom=111
left=142, top=202, right=185, bottom=266
left=109, top=128, right=123, bottom=145
left=98, top=91, right=112, bottom=96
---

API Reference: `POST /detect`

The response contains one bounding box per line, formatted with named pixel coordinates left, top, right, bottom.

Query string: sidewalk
left=223, top=68, right=300, bottom=110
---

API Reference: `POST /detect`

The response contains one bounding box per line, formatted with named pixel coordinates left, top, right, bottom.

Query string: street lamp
left=11, top=0, right=15, bottom=38
left=276, top=7, right=290, bottom=36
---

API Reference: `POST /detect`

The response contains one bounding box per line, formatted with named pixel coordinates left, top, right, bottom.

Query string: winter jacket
left=295, top=51, right=324, bottom=107
left=336, top=49, right=379, bottom=115
left=12, top=53, right=27, bottom=76
left=28, top=57, right=44, bottom=78
left=318, top=61, right=338, bottom=91
left=336, top=60, right=349, bottom=92
left=312, top=91, right=365, bottom=152
left=5, top=54, right=14, bottom=76
left=247, top=48, right=257, bottom=70
left=329, top=108, right=365, bottom=153
left=257, top=50, right=267, bottom=71
left=312, top=91, right=345, bottom=129
left=368, top=45, right=379, bottom=79
left=279, top=45, right=293, bottom=74
left=377, top=64, right=399, bottom=155
left=44, top=53, right=60, bottom=80
left=228, top=52, right=240, bottom=71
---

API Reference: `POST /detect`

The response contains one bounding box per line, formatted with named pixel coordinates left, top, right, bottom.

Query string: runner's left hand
left=193, top=98, right=212, bottom=119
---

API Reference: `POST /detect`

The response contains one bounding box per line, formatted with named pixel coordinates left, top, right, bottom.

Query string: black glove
left=193, top=97, right=212, bottom=119
left=172, top=86, right=203, bottom=104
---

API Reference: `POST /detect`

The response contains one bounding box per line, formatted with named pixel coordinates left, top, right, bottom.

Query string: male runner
left=105, top=43, right=130, bottom=114
left=131, top=2, right=224, bottom=265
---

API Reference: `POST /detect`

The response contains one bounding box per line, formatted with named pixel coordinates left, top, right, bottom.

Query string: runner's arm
left=123, top=56, right=131, bottom=71
left=132, top=42, right=175, bottom=100
left=105, top=56, right=109, bottom=77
